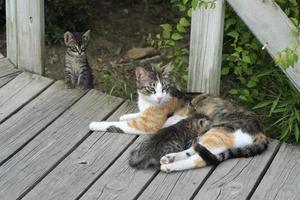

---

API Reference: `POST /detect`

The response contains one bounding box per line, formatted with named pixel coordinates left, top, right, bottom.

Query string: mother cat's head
left=135, top=63, right=172, bottom=104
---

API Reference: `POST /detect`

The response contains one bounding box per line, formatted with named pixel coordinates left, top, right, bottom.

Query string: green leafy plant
left=151, top=0, right=300, bottom=144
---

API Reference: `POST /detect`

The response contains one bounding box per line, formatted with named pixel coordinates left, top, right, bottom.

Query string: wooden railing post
left=188, top=0, right=225, bottom=95
left=6, top=0, right=45, bottom=75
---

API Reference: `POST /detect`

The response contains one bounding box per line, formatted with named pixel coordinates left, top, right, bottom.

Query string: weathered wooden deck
left=0, top=58, right=299, bottom=200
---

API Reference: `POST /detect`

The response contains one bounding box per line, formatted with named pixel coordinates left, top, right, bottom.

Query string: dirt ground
left=45, top=1, right=178, bottom=99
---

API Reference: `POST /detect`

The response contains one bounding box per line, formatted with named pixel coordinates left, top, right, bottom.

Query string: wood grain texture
left=188, top=0, right=225, bottom=95
left=80, top=136, right=158, bottom=200
left=138, top=166, right=214, bottom=200
left=5, top=0, right=17, bottom=65
left=0, top=58, right=19, bottom=78
left=227, top=0, right=300, bottom=92
left=193, top=140, right=279, bottom=200
left=0, top=72, right=53, bottom=123
left=0, top=81, right=85, bottom=164
left=251, top=143, right=300, bottom=200
left=0, top=59, right=19, bottom=87
left=0, top=73, right=18, bottom=88
left=0, top=90, right=123, bottom=200
left=23, top=102, right=138, bottom=200
left=16, top=0, right=45, bottom=74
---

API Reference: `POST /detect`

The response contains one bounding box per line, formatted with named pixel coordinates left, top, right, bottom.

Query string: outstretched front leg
left=119, top=112, right=141, bottom=121
left=89, top=121, right=146, bottom=135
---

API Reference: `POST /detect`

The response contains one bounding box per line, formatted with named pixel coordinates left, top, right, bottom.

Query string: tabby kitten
left=89, top=64, right=191, bottom=134
left=159, top=94, right=268, bottom=173
left=129, top=113, right=211, bottom=169
left=64, top=30, right=93, bottom=89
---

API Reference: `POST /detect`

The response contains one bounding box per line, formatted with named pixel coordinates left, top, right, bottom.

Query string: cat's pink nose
left=157, top=97, right=163, bottom=102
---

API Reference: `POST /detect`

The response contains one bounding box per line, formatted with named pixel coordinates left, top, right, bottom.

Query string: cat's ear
left=197, top=118, right=209, bottom=128
left=82, top=30, right=91, bottom=43
left=161, top=62, right=173, bottom=78
left=64, top=31, right=75, bottom=46
left=135, top=67, right=149, bottom=81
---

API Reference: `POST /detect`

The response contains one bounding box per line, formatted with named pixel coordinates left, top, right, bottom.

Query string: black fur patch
left=194, top=143, right=220, bottom=165
left=186, top=152, right=191, bottom=157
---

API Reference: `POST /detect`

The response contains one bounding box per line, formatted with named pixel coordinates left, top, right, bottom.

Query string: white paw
left=119, top=114, right=130, bottom=121
left=89, top=122, right=99, bottom=131
left=160, top=164, right=171, bottom=173
left=160, top=154, right=175, bottom=165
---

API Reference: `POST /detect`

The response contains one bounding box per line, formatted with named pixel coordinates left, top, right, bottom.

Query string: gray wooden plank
left=0, top=58, right=19, bottom=78
left=138, top=167, right=214, bottom=200
left=251, top=143, right=300, bottom=200
left=6, top=0, right=17, bottom=65
left=0, top=81, right=85, bottom=164
left=23, top=101, right=138, bottom=200
left=0, top=90, right=123, bottom=200
left=227, top=0, right=300, bottom=92
left=0, top=72, right=53, bottom=123
left=193, top=140, right=279, bottom=200
left=80, top=136, right=158, bottom=200
left=0, top=73, right=19, bottom=88
left=188, top=0, right=225, bottom=95
left=138, top=166, right=214, bottom=200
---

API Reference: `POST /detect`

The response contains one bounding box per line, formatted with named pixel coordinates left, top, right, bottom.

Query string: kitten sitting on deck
left=89, top=64, right=193, bottom=134
left=64, top=30, right=94, bottom=90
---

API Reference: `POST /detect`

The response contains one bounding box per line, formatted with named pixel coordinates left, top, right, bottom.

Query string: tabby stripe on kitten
left=89, top=64, right=191, bottom=134
left=64, top=30, right=94, bottom=90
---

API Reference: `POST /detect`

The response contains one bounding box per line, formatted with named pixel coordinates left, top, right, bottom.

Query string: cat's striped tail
left=194, top=136, right=268, bottom=165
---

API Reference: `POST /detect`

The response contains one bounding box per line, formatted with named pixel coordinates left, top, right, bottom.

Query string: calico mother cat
left=130, top=93, right=268, bottom=173
left=89, top=64, right=192, bottom=134
left=64, top=30, right=94, bottom=89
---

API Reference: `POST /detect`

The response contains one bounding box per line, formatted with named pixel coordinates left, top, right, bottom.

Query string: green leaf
left=176, top=24, right=187, bottom=33
left=179, top=17, right=190, bottom=26
left=171, top=33, right=184, bottom=40
left=242, top=55, right=251, bottom=64
left=192, top=0, right=198, bottom=8
left=295, top=123, right=299, bottom=142
left=253, top=101, right=273, bottom=109
left=229, top=89, right=239, bottom=95
left=162, top=30, right=171, bottom=39
left=160, top=24, right=172, bottom=32
left=227, top=31, right=239, bottom=38
left=221, top=67, right=230, bottom=75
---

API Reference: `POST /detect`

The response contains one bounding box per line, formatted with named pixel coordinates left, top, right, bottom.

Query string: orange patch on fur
left=128, top=97, right=178, bottom=133
left=252, top=132, right=267, bottom=143
left=200, top=128, right=235, bottom=149
left=194, top=157, right=207, bottom=167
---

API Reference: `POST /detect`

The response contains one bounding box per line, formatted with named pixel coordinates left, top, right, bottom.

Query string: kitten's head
left=64, top=30, right=90, bottom=57
left=191, top=113, right=211, bottom=130
left=135, top=63, right=172, bottom=104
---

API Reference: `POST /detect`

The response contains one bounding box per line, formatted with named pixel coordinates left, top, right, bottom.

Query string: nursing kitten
left=64, top=30, right=93, bottom=89
left=89, top=64, right=192, bottom=134
left=129, top=113, right=211, bottom=169
left=159, top=94, right=268, bottom=173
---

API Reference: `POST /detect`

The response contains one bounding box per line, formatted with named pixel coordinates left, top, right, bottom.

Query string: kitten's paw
left=119, top=114, right=130, bottom=121
left=160, top=155, right=175, bottom=165
left=89, top=122, right=99, bottom=131
left=160, top=164, right=171, bottom=173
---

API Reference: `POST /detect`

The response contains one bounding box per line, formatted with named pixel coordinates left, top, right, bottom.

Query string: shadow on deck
left=0, top=58, right=299, bottom=200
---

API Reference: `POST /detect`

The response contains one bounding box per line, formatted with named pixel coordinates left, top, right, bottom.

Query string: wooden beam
left=227, top=0, right=300, bottom=92
left=6, top=0, right=45, bottom=75
left=6, top=0, right=17, bottom=64
left=188, top=0, right=225, bottom=95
